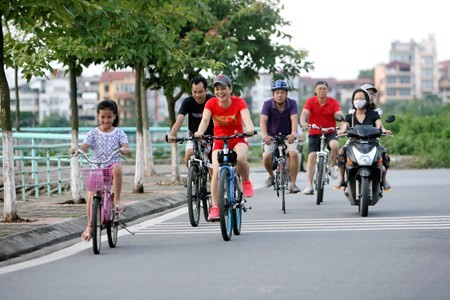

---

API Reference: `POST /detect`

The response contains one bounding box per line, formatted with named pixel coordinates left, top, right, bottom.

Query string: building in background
left=375, top=34, right=439, bottom=103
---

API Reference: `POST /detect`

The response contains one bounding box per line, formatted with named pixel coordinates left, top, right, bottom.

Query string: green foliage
left=38, top=113, right=71, bottom=127
left=380, top=101, right=450, bottom=167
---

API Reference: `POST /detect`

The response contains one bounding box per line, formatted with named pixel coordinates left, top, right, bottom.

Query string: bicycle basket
left=81, top=168, right=113, bottom=192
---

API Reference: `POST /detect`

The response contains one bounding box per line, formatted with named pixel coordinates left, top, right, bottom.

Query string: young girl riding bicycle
left=69, top=100, right=131, bottom=242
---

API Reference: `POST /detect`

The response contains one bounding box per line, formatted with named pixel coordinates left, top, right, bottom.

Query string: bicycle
left=166, top=135, right=212, bottom=227
left=73, top=148, right=124, bottom=254
left=211, top=132, right=255, bottom=241
left=309, top=124, right=338, bottom=205
left=271, top=133, right=289, bottom=214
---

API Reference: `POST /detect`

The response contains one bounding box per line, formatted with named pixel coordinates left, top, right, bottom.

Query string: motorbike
left=336, top=115, right=395, bottom=217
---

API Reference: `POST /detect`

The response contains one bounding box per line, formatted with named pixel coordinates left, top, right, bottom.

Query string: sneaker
left=290, top=184, right=300, bottom=194
left=265, top=176, right=274, bottom=187
left=242, top=180, right=254, bottom=198
left=302, top=186, right=314, bottom=195
left=208, top=206, right=219, bottom=221
left=329, top=165, right=338, bottom=179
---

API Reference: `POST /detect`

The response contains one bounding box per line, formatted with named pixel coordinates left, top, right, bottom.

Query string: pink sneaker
left=242, top=180, right=254, bottom=198
left=208, top=206, right=219, bottom=221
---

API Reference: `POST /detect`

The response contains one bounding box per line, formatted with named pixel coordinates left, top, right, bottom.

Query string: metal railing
left=0, top=127, right=263, bottom=200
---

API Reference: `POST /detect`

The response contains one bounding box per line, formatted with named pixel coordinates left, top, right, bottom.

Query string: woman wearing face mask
left=335, top=88, right=391, bottom=189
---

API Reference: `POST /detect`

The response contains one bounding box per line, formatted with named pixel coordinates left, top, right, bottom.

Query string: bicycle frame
left=73, top=148, right=123, bottom=254
left=211, top=132, right=254, bottom=241
left=167, top=135, right=212, bottom=226
left=272, top=134, right=289, bottom=213
left=309, top=125, right=336, bottom=205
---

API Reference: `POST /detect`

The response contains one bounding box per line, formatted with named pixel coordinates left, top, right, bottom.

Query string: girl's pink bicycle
left=73, top=148, right=123, bottom=254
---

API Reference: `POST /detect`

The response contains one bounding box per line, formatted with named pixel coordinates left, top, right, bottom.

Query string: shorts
left=212, top=137, right=248, bottom=151
left=263, top=140, right=299, bottom=156
left=307, top=132, right=337, bottom=153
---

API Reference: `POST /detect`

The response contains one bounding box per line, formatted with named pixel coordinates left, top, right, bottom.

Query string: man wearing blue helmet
left=260, top=79, right=301, bottom=193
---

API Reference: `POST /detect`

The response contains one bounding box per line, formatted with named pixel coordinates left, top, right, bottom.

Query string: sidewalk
left=0, top=164, right=187, bottom=262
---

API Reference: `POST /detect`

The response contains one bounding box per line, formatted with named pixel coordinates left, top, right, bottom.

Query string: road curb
left=0, top=193, right=185, bottom=262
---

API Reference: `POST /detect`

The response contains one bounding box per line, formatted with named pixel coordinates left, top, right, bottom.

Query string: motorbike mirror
left=385, top=115, right=396, bottom=123
left=335, top=114, right=345, bottom=122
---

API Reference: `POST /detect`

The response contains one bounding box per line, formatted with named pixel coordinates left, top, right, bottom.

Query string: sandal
left=115, top=204, right=125, bottom=213
left=333, top=181, right=347, bottom=190
left=383, top=181, right=391, bottom=191
left=81, top=226, right=92, bottom=242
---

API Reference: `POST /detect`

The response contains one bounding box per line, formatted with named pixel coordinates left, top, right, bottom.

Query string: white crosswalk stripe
left=133, top=216, right=450, bottom=235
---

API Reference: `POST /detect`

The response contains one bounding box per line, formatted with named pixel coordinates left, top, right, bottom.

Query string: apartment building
left=374, top=34, right=439, bottom=103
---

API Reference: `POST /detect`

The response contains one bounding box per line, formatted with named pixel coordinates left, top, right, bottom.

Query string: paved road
left=0, top=169, right=449, bottom=299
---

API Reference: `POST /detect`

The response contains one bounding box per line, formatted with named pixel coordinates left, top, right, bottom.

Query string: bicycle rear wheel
left=106, top=192, right=118, bottom=248
left=218, top=168, right=232, bottom=241
left=202, top=170, right=211, bottom=222
left=232, top=173, right=243, bottom=235
left=91, top=196, right=102, bottom=254
left=187, top=165, right=201, bottom=227
left=315, top=156, right=325, bottom=205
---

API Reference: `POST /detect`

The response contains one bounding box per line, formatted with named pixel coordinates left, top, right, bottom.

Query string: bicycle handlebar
left=71, top=148, right=124, bottom=165
left=165, top=134, right=213, bottom=144
left=206, top=131, right=257, bottom=141
left=308, top=124, right=338, bottom=133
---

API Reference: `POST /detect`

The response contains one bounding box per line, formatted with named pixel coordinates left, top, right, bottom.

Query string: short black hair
left=190, top=76, right=208, bottom=89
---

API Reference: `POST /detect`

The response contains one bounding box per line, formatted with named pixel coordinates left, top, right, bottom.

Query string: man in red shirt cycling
left=300, top=81, right=343, bottom=195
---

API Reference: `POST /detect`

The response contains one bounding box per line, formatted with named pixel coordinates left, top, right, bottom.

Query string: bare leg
left=306, top=152, right=316, bottom=187
left=112, top=164, right=123, bottom=206
left=234, top=143, right=250, bottom=181
left=288, top=151, right=299, bottom=186
left=210, top=150, right=219, bottom=207
left=184, top=148, right=194, bottom=168
left=263, top=153, right=274, bottom=178
left=328, top=140, right=339, bottom=167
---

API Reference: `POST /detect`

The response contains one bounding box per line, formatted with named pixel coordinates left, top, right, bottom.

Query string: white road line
left=0, top=207, right=188, bottom=276
left=134, top=216, right=450, bottom=235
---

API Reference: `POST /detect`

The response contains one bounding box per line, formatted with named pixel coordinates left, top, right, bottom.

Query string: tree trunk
left=133, top=63, right=144, bottom=193
left=165, top=92, right=181, bottom=182
left=141, top=68, right=157, bottom=176
left=15, top=66, right=20, bottom=132
left=68, top=58, right=82, bottom=203
left=1, top=18, right=19, bottom=221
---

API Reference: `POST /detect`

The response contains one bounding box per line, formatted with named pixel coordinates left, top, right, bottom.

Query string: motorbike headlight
left=359, top=154, right=372, bottom=166
left=354, top=147, right=377, bottom=166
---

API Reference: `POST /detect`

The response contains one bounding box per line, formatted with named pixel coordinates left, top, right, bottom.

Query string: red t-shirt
left=304, top=96, right=341, bottom=136
left=205, top=96, right=248, bottom=136
left=205, top=96, right=249, bottom=150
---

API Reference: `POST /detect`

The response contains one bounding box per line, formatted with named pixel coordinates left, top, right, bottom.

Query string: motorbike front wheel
left=360, top=177, right=370, bottom=217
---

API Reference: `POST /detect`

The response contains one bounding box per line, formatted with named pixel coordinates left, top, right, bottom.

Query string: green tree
left=146, top=0, right=312, bottom=182
left=39, top=113, right=71, bottom=127
left=1, top=0, right=91, bottom=221
left=358, top=69, right=374, bottom=80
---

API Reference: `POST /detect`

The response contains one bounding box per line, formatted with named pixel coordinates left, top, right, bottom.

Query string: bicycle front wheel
left=316, top=156, right=325, bottom=205
left=281, top=163, right=288, bottom=214
left=106, top=192, right=118, bottom=248
left=91, top=196, right=102, bottom=254
left=218, top=168, right=232, bottom=241
left=187, top=165, right=201, bottom=227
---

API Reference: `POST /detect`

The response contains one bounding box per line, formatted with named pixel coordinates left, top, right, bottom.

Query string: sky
left=279, top=0, right=450, bottom=80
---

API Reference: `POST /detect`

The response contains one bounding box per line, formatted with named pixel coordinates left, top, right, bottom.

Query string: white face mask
left=354, top=99, right=367, bottom=109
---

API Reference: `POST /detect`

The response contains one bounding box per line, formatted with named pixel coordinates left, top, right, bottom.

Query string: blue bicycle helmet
left=271, top=79, right=289, bottom=91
